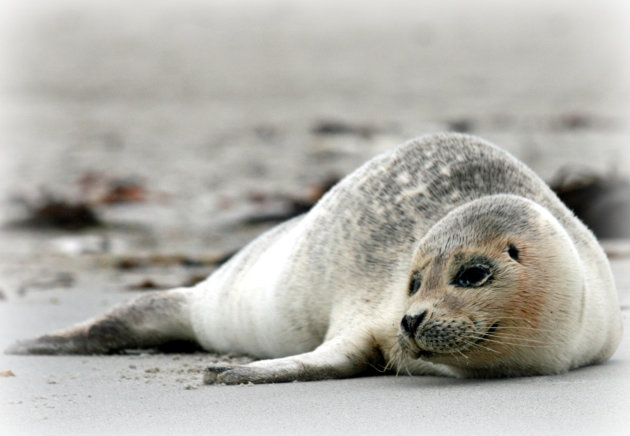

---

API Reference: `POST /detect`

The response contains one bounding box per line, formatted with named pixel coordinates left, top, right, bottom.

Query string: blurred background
left=0, top=0, right=629, bottom=292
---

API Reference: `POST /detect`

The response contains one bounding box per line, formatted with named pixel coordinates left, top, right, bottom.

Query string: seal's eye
left=454, top=266, right=492, bottom=288
left=408, top=271, right=422, bottom=296
left=508, top=244, right=520, bottom=261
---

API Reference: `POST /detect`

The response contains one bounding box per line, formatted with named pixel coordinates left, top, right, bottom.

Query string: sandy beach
left=1, top=1, right=629, bottom=434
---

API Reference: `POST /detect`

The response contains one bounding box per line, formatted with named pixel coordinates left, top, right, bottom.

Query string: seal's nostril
left=400, top=316, right=412, bottom=335
left=401, top=310, right=428, bottom=336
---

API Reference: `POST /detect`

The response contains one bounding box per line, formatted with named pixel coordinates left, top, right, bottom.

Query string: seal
left=6, top=133, right=623, bottom=384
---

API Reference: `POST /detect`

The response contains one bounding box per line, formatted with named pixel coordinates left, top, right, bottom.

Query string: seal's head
left=397, top=194, right=586, bottom=377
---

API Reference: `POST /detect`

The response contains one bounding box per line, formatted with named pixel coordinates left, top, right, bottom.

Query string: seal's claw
left=203, top=365, right=234, bottom=384
left=203, top=365, right=291, bottom=385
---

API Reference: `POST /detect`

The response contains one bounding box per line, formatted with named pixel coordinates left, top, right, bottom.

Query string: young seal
left=6, top=133, right=623, bottom=384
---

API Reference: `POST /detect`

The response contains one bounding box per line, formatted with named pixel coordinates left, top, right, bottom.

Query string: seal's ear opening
left=508, top=244, right=520, bottom=262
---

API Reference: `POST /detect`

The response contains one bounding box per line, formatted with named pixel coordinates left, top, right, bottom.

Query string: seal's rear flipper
left=203, top=335, right=379, bottom=384
left=5, top=288, right=195, bottom=355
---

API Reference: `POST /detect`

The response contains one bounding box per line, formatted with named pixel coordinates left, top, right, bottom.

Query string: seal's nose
left=400, top=310, right=428, bottom=336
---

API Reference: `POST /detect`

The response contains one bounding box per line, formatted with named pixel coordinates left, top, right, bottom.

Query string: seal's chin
left=404, top=345, right=452, bottom=363
left=415, top=348, right=435, bottom=359
left=397, top=336, right=440, bottom=361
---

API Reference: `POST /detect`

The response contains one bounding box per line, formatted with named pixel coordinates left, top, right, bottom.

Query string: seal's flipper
left=5, top=288, right=195, bottom=355
left=203, top=335, right=379, bottom=384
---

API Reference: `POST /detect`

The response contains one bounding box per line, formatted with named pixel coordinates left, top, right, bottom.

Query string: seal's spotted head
left=396, top=194, right=584, bottom=377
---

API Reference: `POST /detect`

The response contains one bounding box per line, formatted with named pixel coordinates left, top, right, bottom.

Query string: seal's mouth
left=415, top=348, right=435, bottom=359
left=475, top=322, right=499, bottom=345
left=411, top=322, right=500, bottom=360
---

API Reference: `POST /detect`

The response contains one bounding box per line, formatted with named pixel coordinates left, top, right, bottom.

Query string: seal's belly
left=190, top=228, right=323, bottom=358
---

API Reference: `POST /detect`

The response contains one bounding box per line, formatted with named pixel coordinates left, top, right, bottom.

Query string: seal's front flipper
left=5, top=288, right=195, bottom=355
left=203, top=335, right=380, bottom=384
